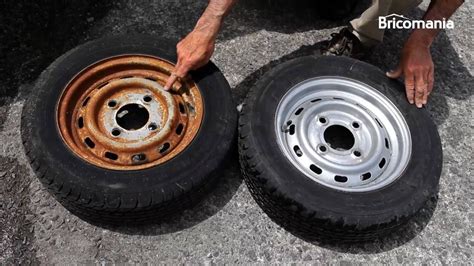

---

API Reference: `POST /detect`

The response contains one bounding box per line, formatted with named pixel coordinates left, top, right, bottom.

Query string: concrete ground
left=0, top=0, right=472, bottom=264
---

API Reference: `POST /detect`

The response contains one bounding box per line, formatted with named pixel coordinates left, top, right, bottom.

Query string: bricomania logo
left=378, top=14, right=454, bottom=29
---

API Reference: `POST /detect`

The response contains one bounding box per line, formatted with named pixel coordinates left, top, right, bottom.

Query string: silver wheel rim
left=275, top=77, right=412, bottom=192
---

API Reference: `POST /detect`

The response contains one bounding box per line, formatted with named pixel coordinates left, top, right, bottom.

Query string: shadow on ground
left=0, top=0, right=114, bottom=100
left=0, top=0, right=116, bottom=132
left=219, top=0, right=369, bottom=41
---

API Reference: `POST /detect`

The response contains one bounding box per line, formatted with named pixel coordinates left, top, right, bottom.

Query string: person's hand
left=164, top=23, right=220, bottom=91
left=386, top=36, right=434, bottom=108
left=164, top=30, right=216, bottom=90
left=163, top=0, right=236, bottom=90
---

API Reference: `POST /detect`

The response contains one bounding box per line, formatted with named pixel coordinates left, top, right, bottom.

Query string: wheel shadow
left=86, top=149, right=243, bottom=236
left=219, top=0, right=368, bottom=42
left=0, top=0, right=115, bottom=130
left=108, top=0, right=368, bottom=42
left=0, top=0, right=115, bottom=97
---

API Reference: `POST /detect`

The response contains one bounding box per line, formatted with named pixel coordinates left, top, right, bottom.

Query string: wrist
left=407, top=30, right=435, bottom=48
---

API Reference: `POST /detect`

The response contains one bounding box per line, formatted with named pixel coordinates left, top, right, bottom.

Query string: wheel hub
left=276, top=77, right=411, bottom=192
left=57, top=55, right=204, bottom=170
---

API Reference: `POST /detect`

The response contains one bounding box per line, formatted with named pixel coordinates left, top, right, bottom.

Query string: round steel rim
left=275, top=77, right=412, bottom=192
left=57, top=55, right=204, bottom=170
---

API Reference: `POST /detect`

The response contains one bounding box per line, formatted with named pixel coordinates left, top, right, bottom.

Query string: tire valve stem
left=281, top=120, right=293, bottom=133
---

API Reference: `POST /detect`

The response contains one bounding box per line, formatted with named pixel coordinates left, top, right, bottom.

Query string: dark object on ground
left=321, top=27, right=368, bottom=59
left=314, top=0, right=358, bottom=19
left=239, top=55, right=442, bottom=242
left=241, top=0, right=358, bottom=20
left=0, top=0, right=113, bottom=98
left=21, top=35, right=237, bottom=225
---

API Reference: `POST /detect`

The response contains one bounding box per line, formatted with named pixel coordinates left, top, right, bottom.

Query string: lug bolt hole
left=111, top=128, right=121, bottom=136
left=107, top=100, right=117, bottom=108
left=319, top=145, right=327, bottom=152
left=148, top=123, right=158, bottom=131
left=143, top=95, right=152, bottom=103
left=352, top=122, right=360, bottom=129
left=353, top=150, right=361, bottom=157
left=108, top=100, right=117, bottom=108
left=319, top=117, right=327, bottom=124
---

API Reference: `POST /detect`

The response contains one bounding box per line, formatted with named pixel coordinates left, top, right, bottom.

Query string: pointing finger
left=164, top=73, right=179, bottom=91
left=164, top=56, right=183, bottom=91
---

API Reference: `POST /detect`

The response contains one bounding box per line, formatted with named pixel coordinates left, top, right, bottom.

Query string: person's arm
left=387, top=0, right=464, bottom=108
left=164, top=0, right=238, bottom=90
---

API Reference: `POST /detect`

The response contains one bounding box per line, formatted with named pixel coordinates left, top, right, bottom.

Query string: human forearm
left=193, top=0, right=238, bottom=38
left=164, top=0, right=238, bottom=90
left=409, top=0, right=464, bottom=47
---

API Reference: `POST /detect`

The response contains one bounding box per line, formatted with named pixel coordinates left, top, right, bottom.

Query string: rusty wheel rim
left=57, top=55, right=204, bottom=170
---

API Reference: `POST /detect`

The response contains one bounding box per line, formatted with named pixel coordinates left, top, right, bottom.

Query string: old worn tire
left=21, top=35, right=237, bottom=224
left=239, top=55, right=442, bottom=242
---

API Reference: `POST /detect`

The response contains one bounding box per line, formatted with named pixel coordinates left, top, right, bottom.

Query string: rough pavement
left=0, top=0, right=472, bottom=264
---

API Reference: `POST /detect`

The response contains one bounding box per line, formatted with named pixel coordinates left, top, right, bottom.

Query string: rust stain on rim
left=57, top=55, right=204, bottom=170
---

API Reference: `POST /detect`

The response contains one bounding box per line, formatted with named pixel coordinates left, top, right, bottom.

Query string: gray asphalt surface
left=0, top=0, right=473, bottom=264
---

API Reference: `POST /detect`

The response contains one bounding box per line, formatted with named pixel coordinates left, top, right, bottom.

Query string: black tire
left=21, top=35, right=237, bottom=224
left=239, top=55, right=442, bottom=242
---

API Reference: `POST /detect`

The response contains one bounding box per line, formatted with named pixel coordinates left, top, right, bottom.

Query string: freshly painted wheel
left=22, top=35, right=237, bottom=224
left=275, top=76, right=412, bottom=192
left=239, top=56, right=442, bottom=241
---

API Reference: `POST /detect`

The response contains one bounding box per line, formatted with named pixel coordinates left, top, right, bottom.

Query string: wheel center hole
left=116, top=104, right=149, bottom=130
left=323, top=125, right=355, bottom=151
